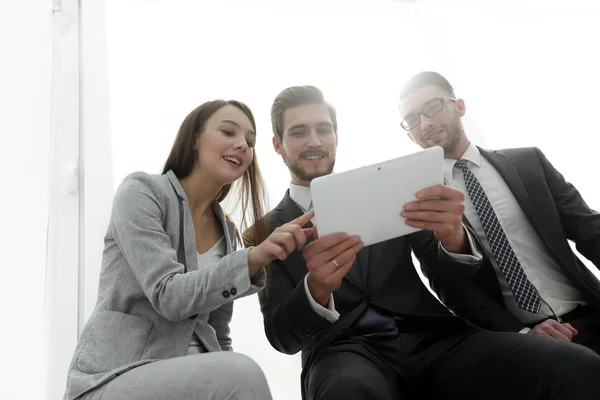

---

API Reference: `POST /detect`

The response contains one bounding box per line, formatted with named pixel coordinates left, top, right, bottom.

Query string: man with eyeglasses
left=399, top=71, right=600, bottom=355
left=245, top=85, right=600, bottom=400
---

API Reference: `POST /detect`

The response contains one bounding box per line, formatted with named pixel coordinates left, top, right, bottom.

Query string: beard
left=441, top=118, right=464, bottom=155
left=284, top=152, right=336, bottom=183
left=420, top=113, right=464, bottom=155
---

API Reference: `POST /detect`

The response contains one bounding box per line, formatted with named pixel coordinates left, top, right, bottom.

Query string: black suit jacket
left=427, top=147, right=600, bottom=332
left=249, top=191, right=483, bottom=382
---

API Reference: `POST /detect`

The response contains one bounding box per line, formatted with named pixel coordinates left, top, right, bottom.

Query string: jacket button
left=222, top=290, right=230, bottom=298
left=230, top=287, right=238, bottom=296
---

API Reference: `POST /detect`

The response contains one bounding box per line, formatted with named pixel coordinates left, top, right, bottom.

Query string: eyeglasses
left=400, top=97, right=457, bottom=131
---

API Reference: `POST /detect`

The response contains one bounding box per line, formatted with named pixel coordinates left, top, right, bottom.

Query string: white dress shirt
left=289, top=182, right=483, bottom=323
left=444, top=143, right=586, bottom=329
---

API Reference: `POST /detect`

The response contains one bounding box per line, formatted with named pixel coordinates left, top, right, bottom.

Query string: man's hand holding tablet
left=402, top=184, right=467, bottom=253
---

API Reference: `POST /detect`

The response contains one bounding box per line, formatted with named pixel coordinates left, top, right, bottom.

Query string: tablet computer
left=310, top=146, right=443, bottom=246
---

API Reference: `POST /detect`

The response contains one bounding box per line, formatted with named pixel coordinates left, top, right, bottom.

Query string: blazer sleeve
left=409, top=225, right=526, bottom=331
left=410, top=226, right=485, bottom=278
left=110, top=174, right=265, bottom=322
left=536, top=148, right=600, bottom=268
left=427, top=265, right=527, bottom=332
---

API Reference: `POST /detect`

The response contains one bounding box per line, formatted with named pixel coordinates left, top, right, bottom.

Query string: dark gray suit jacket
left=428, top=147, right=600, bottom=332
left=252, top=191, right=483, bottom=397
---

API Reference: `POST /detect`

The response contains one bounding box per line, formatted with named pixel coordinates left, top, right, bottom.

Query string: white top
left=443, top=143, right=586, bottom=325
left=187, top=236, right=226, bottom=355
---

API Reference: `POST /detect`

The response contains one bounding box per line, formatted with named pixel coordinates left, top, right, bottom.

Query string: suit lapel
left=478, top=147, right=538, bottom=225
left=478, top=147, right=563, bottom=263
left=181, top=201, right=198, bottom=271
left=212, top=201, right=233, bottom=255
left=358, top=247, right=370, bottom=271
left=357, top=246, right=370, bottom=285
left=275, top=190, right=305, bottom=226
left=165, top=170, right=198, bottom=272
left=180, top=201, right=233, bottom=273
left=275, top=190, right=317, bottom=239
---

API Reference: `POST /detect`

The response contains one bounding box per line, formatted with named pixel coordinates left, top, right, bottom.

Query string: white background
left=2, top=1, right=600, bottom=399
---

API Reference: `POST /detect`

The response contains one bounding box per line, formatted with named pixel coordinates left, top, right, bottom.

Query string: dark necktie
left=454, top=160, right=541, bottom=313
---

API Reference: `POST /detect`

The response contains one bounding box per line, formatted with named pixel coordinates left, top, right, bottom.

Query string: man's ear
left=273, top=136, right=283, bottom=155
left=456, top=98, right=466, bottom=117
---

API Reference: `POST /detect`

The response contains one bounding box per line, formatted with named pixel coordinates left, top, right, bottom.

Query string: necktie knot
left=454, top=159, right=469, bottom=172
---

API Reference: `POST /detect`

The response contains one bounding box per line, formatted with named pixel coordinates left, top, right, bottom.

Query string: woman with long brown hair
left=63, top=100, right=313, bottom=400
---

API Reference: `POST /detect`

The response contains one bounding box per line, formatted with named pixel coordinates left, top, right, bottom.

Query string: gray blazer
left=64, top=170, right=266, bottom=400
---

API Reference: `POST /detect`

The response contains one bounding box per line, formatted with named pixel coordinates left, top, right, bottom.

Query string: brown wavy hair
left=163, top=100, right=268, bottom=243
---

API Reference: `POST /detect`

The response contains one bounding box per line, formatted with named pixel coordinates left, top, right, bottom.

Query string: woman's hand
left=248, top=210, right=314, bottom=274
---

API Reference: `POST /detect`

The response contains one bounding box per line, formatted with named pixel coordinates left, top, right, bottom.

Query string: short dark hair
left=270, top=85, right=337, bottom=141
left=399, top=71, right=456, bottom=100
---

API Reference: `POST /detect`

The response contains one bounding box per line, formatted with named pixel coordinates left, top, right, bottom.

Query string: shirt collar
left=443, top=142, right=482, bottom=179
left=289, top=183, right=312, bottom=211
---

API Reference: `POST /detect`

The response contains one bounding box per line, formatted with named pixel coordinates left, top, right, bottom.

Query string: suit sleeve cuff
left=303, top=274, right=340, bottom=323
left=439, top=225, right=483, bottom=264
left=519, top=327, right=531, bottom=334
